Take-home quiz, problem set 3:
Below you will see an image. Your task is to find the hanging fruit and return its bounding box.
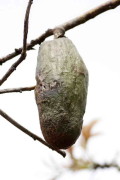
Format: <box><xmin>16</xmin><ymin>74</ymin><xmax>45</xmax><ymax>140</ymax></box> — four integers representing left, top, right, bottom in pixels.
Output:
<box><xmin>35</xmin><ymin>28</ymin><xmax>88</xmax><ymax>149</ymax></box>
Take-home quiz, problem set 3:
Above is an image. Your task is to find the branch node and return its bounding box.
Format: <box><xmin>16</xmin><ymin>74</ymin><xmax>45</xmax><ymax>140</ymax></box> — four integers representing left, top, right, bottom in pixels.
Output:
<box><xmin>15</xmin><ymin>48</ymin><xmax>20</xmax><ymax>53</ymax></box>
<box><xmin>53</xmin><ymin>27</ymin><xmax>65</xmax><ymax>39</ymax></box>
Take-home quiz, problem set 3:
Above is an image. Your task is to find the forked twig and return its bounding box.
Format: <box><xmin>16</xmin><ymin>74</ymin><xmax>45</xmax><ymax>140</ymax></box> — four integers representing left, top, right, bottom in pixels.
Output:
<box><xmin>0</xmin><ymin>0</ymin><xmax>66</xmax><ymax>158</ymax></box>
<box><xmin>0</xmin><ymin>0</ymin><xmax>33</xmax><ymax>86</ymax></box>
<box><xmin>0</xmin><ymin>0</ymin><xmax>120</xmax><ymax>65</ymax></box>
<box><xmin>0</xmin><ymin>109</ymin><xmax>66</xmax><ymax>158</ymax></box>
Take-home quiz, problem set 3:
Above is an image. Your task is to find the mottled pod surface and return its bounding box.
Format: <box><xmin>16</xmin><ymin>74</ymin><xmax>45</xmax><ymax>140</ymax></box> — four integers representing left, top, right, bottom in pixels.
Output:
<box><xmin>35</xmin><ymin>37</ymin><xmax>88</xmax><ymax>149</ymax></box>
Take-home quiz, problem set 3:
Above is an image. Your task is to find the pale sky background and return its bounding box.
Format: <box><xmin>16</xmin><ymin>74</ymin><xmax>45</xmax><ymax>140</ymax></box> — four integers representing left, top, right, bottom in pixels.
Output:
<box><xmin>0</xmin><ymin>0</ymin><xmax>120</xmax><ymax>180</ymax></box>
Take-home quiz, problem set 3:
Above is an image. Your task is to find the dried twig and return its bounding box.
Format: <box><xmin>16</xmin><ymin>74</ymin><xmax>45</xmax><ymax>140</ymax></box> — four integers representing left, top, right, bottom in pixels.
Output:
<box><xmin>0</xmin><ymin>0</ymin><xmax>33</xmax><ymax>86</ymax></box>
<box><xmin>0</xmin><ymin>109</ymin><xmax>66</xmax><ymax>158</ymax></box>
<box><xmin>93</xmin><ymin>163</ymin><xmax>120</xmax><ymax>171</ymax></box>
<box><xmin>0</xmin><ymin>0</ymin><xmax>120</xmax><ymax>65</ymax></box>
<box><xmin>23</xmin><ymin>0</ymin><xmax>33</xmax><ymax>52</ymax></box>
<box><xmin>0</xmin><ymin>86</ymin><xmax>35</xmax><ymax>94</ymax></box>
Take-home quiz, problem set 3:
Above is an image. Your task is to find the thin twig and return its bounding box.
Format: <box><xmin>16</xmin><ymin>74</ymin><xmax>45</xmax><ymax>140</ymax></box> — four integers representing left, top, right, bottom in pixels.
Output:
<box><xmin>93</xmin><ymin>163</ymin><xmax>120</xmax><ymax>171</ymax></box>
<box><xmin>0</xmin><ymin>0</ymin><xmax>120</xmax><ymax>64</ymax></box>
<box><xmin>0</xmin><ymin>86</ymin><xmax>35</xmax><ymax>94</ymax></box>
<box><xmin>0</xmin><ymin>109</ymin><xmax>66</xmax><ymax>158</ymax></box>
<box><xmin>23</xmin><ymin>0</ymin><xmax>33</xmax><ymax>52</ymax></box>
<box><xmin>0</xmin><ymin>0</ymin><xmax>33</xmax><ymax>86</ymax></box>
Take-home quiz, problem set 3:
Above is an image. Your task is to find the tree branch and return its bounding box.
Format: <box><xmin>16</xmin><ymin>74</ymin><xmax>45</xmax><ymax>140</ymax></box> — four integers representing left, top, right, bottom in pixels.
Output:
<box><xmin>0</xmin><ymin>86</ymin><xmax>35</xmax><ymax>94</ymax></box>
<box><xmin>0</xmin><ymin>0</ymin><xmax>120</xmax><ymax>65</ymax></box>
<box><xmin>0</xmin><ymin>0</ymin><xmax>33</xmax><ymax>86</ymax></box>
<box><xmin>0</xmin><ymin>109</ymin><xmax>66</xmax><ymax>158</ymax></box>
<box><xmin>61</xmin><ymin>0</ymin><xmax>120</xmax><ymax>31</ymax></box>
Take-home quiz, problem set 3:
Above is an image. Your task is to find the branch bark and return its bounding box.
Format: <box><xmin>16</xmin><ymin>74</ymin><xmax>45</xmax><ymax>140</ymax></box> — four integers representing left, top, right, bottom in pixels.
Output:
<box><xmin>0</xmin><ymin>86</ymin><xmax>35</xmax><ymax>94</ymax></box>
<box><xmin>0</xmin><ymin>0</ymin><xmax>33</xmax><ymax>86</ymax></box>
<box><xmin>0</xmin><ymin>0</ymin><xmax>120</xmax><ymax>65</ymax></box>
<box><xmin>0</xmin><ymin>109</ymin><xmax>66</xmax><ymax>158</ymax></box>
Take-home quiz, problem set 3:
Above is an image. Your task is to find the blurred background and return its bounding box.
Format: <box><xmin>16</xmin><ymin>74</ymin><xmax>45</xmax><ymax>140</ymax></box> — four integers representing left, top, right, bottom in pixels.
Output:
<box><xmin>0</xmin><ymin>0</ymin><xmax>120</xmax><ymax>179</ymax></box>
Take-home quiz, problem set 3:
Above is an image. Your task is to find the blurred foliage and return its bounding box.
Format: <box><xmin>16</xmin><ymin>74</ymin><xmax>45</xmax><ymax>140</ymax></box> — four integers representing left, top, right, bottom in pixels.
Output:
<box><xmin>80</xmin><ymin>119</ymin><xmax>100</xmax><ymax>149</ymax></box>
<box><xmin>67</xmin><ymin>120</ymin><xmax>100</xmax><ymax>171</ymax></box>
<box><xmin>49</xmin><ymin>120</ymin><xmax>120</xmax><ymax>180</ymax></box>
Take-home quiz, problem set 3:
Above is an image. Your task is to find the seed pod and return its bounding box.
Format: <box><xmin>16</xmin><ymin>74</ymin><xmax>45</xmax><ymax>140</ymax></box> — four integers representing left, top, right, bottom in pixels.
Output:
<box><xmin>35</xmin><ymin>37</ymin><xmax>88</xmax><ymax>149</ymax></box>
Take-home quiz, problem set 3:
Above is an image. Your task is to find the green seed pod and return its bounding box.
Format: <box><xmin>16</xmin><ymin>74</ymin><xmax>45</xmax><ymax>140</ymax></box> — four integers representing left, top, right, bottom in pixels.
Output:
<box><xmin>35</xmin><ymin>37</ymin><xmax>88</xmax><ymax>149</ymax></box>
